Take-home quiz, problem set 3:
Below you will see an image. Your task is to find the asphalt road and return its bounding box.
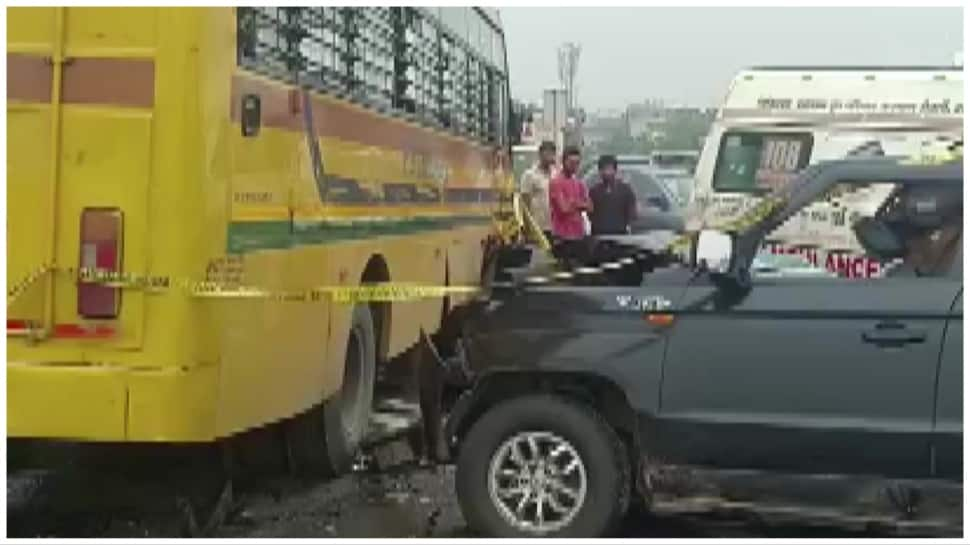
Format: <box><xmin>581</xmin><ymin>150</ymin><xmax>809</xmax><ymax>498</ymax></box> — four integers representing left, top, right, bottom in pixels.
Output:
<box><xmin>8</xmin><ymin>439</ymin><xmax>914</xmax><ymax>539</ymax></box>
<box><xmin>214</xmin><ymin>464</ymin><xmax>892</xmax><ymax>539</ymax></box>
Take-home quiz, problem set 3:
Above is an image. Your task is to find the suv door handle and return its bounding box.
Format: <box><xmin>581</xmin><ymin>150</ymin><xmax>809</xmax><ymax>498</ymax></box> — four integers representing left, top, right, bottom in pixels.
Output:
<box><xmin>862</xmin><ymin>322</ymin><xmax>927</xmax><ymax>347</ymax></box>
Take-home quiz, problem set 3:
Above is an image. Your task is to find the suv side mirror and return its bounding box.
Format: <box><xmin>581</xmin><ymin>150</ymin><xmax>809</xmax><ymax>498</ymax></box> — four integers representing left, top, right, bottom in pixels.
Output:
<box><xmin>695</xmin><ymin>230</ymin><xmax>734</xmax><ymax>274</ymax></box>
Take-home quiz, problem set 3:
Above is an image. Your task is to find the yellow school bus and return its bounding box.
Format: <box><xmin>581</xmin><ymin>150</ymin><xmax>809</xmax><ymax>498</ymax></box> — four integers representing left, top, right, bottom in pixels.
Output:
<box><xmin>8</xmin><ymin>6</ymin><xmax>511</xmax><ymax>473</ymax></box>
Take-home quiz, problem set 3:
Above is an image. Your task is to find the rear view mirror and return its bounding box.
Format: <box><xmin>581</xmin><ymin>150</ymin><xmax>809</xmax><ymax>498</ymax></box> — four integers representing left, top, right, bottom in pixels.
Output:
<box><xmin>695</xmin><ymin>230</ymin><xmax>734</xmax><ymax>274</ymax></box>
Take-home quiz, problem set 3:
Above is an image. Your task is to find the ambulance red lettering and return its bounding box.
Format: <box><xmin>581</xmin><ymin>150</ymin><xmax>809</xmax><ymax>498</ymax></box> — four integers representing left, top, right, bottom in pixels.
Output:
<box><xmin>799</xmin><ymin>248</ymin><xmax>819</xmax><ymax>267</ymax></box>
<box><xmin>866</xmin><ymin>259</ymin><xmax>879</xmax><ymax>278</ymax></box>
<box><xmin>825</xmin><ymin>253</ymin><xmax>849</xmax><ymax>277</ymax></box>
<box><xmin>850</xmin><ymin>257</ymin><xmax>865</xmax><ymax>278</ymax></box>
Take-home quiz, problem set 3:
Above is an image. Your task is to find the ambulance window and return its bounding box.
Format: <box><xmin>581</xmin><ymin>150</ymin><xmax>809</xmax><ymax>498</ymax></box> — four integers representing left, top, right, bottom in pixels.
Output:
<box><xmin>713</xmin><ymin>131</ymin><xmax>813</xmax><ymax>193</ymax></box>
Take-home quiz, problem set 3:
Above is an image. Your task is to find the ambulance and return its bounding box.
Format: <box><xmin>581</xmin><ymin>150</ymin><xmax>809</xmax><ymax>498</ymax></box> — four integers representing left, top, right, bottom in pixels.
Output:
<box><xmin>688</xmin><ymin>66</ymin><xmax>963</xmax><ymax>278</ymax></box>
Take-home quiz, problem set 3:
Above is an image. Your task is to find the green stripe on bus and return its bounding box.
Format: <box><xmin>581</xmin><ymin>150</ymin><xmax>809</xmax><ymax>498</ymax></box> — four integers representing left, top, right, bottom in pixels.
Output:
<box><xmin>227</xmin><ymin>215</ymin><xmax>492</xmax><ymax>254</ymax></box>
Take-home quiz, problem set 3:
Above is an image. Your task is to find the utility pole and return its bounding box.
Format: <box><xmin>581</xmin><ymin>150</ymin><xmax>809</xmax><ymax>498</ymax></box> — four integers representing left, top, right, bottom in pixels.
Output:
<box><xmin>557</xmin><ymin>42</ymin><xmax>581</xmax><ymax>114</ymax></box>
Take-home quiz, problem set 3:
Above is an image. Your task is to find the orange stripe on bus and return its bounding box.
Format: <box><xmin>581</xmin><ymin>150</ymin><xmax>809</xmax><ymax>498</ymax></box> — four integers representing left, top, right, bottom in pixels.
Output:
<box><xmin>62</xmin><ymin>57</ymin><xmax>155</xmax><ymax>108</ymax></box>
<box><xmin>7</xmin><ymin>54</ymin><xmax>155</xmax><ymax>108</ymax></box>
<box><xmin>230</xmin><ymin>72</ymin><xmax>493</xmax><ymax>168</ymax></box>
<box><xmin>7</xmin><ymin>53</ymin><xmax>52</xmax><ymax>103</ymax></box>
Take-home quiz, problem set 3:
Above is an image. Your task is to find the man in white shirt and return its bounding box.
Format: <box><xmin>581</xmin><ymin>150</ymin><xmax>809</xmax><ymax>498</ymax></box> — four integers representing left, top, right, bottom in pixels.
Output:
<box><xmin>519</xmin><ymin>140</ymin><xmax>558</xmax><ymax>243</ymax></box>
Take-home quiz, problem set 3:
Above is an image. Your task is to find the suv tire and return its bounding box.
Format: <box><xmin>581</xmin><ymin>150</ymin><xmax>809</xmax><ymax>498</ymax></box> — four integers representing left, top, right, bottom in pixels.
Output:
<box><xmin>456</xmin><ymin>394</ymin><xmax>630</xmax><ymax>537</ymax></box>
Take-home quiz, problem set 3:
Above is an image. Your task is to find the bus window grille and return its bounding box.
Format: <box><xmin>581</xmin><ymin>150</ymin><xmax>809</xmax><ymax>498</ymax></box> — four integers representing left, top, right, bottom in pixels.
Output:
<box><xmin>321</xmin><ymin>8</ymin><xmax>345</xmax><ymax>91</ymax></box>
<box><xmin>465</xmin><ymin>57</ymin><xmax>477</xmax><ymax>138</ymax></box>
<box><xmin>453</xmin><ymin>47</ymin><xmax>467</xmax><ymax>136</ymax></box>
<box><xmin>281</xmin><ymin>8</ymin><xmax>308</xmax><ymax>76</ymax></box>
<box><xmin>417</xmin><ymin>12</ymin><xmax>439</xmax><ymax>126</ymax></box>
<box><xmin>356</xmin><ymin>7</ymin><xmax>392</xmax><ymax>110</ymax></box>
<box><xmin>236</xmin><ymin>7</ymin><xmax>506</xmax><ymax>143</ymax></box>
<box><xmin>485</xmin><ymin>69</ymin><xmax>497</xmax><ymax>144</ymax></box>
<box><xmin>437</xmin><ymin>35</ymin><xmax>453</xmax><ymax>130</ymax></box>
<box><xmin>237</xmin><ymin>7</ymin><xmax>258</xmax><ymax>65</ymax></box>
<box><xmin>391</xmin><ymin>7</ymin><xmax>410</xmax><ymax>114</ymax></box>
<box><xmin>341</xmin><ymin>8</ymin><xmax>361</xmax><ymax>97</ymax></box>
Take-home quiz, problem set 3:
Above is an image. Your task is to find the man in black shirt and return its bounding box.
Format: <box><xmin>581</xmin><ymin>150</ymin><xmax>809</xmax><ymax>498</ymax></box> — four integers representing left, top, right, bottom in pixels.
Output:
<box><xmin>589</xmin><ymin>154</ymin><xmax>638</xmax><ymax>235</ymax></box>
<box><xmin>856</xmin><ymin>184</ymin><xmax>962</xmax><ymax>278</ymax></box>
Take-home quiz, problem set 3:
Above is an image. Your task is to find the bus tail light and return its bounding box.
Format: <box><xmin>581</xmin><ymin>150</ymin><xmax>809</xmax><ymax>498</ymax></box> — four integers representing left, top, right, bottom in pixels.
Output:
<box><xmin>7</xmin><ymin>319</ymin><xmax>32</xmax><ymax>336</ymax></box>
<box><xmin>53</xmin><ymin>323</ymin><xmax>116</xmax><ymax>339</ymax></box>
<box><xmin>78</xmin><ymin>208</ymin><xmax>123</xmax><ymax>319</ymax></box>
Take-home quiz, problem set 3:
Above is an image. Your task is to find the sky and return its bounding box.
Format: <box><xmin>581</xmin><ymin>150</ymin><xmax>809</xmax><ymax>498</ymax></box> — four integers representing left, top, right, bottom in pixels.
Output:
<box><xmin>501</xmin><ymin>7</ymin><xmax>963</xmax><ymax>111</ymax></box>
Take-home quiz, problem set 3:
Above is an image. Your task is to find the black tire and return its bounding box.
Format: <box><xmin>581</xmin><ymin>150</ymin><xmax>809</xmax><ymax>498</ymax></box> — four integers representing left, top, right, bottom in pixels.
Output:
<box><xmin>285</xmin><ymin>304</ymin><xmax>376</xmax><ymax>477</ymax></box>
<box><xmin>456</xmin><ymin>395</ymin><xmax>630</xmax><ymax>537</ymax></box>
<box><xmin>324</xmin><ymin>303</ymin><xmax>377</xmax><ymax>471</ymax></box>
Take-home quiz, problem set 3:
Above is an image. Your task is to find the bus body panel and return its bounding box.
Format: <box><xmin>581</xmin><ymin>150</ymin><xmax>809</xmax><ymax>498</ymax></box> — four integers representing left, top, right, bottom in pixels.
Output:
<box><xmin>8</xmin><ymin>7</ymin><xmax>159</xmax><ymax>353</ymax></box>
<box><xmin>8</xmin><ymin>7</ymin><xmax>234</xmax><ymax>441</ymax></box>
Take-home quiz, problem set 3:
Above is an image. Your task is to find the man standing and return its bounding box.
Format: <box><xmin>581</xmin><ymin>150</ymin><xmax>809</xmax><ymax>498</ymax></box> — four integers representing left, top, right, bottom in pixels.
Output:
<box><xmin>589</xmin><ymin>154</ymin><xmax>638</xmax><ymax>235</ymax></box>
<box><xmin>520</xmin><ymin>140</ymin><xmax>557</xmax><ymax>243</ymax></box>
<box><xmin>549</xmin><ymin>146</ymin><xmax>592</xmax><ymax>265</ymax></box>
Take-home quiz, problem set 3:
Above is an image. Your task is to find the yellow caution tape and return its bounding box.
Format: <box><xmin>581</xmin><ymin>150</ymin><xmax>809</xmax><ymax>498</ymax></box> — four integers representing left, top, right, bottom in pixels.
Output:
<box><xmin>900</xmin><ymin>144</ymin><xmax>963</xmax><ymax>165</ymax></box>
<box><xmin>319</xmin><ymin>284</ymin><xmax>480</xmax><ymax>304</ymax></box>
<box><xmin>7</xmin><ymin>265</ymin><xmax>481</xmax><ymax>307</ymax></box>
<box><xmin>77</xmin><ymin>267</ymin><xmax>172</xmax><ymax>291</ymax></box>
<box><xmin>660</xmin><ymin>194</ymin><xmax>787</xmax><ymax>258</ymax></box>
<box><xmin>8</xmin><ymin>191</ymin><xmax>523</xmax><ymax>308</ymax></box>
<box><xmin>519</xmin><ymin>198</ymin><xmax>553</xmax><ymax>255</ymax></box>
<box><xmin>7</xmin><ymin>264</ymin><xmax>54</xmax><ymax>307</ymax></box>
<box><xmin>13</xmin><ymin>151</ymin><xmax>941</xmax><ymax>308</ymax></box>
<box><xmin>492</xmin><ymin>176</ymin><xmax>523</xmax><ymax>246</ymax></box>
<box><xmin>1</xmin><ymin>190</ymin><xmax>790</xmax><ymax>308</ymax></box>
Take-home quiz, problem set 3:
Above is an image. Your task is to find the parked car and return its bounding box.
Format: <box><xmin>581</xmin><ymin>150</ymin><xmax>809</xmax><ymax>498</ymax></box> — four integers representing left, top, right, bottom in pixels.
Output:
<box><xmin>446</xmin><ymin>158</ymin><xmax>963</xmax><ymax>537</ymax></box>
<box><xmin>651</xmin><ymin>169</ymin><xmax>695</xmax><ymax>208</ymax></box>
<box><xmin>650</xmin><ymin>149</ymin><xmax>699</xmax><ymax>175</ymax></box>
<box><xmin>583</xmin><ymin>162</ymin><xmax>687</xmax><ymax>233</ymax></box>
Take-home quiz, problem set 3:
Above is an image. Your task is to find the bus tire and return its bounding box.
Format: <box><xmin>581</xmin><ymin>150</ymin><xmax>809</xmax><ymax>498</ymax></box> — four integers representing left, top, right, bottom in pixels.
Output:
<box><xmin>321</xmin><ymin>303</ymin><xmax>377</xmax><ymax>474</ymax></box>
<box><xmin>283</xmin><ymin>304</ymin><xmax>376</xmax><ymax>477</ymax></box>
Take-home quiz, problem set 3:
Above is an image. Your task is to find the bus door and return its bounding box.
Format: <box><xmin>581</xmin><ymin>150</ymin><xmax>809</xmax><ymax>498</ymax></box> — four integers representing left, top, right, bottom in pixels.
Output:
<box><xmin>8</xmin><ymin>7</ymin><xmax>155</xmax><ymax>348</ymax></box>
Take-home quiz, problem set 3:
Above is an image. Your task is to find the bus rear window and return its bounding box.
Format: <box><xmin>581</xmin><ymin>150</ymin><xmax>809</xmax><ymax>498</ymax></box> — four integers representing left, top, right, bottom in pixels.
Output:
<box><xmin>712</xmin><ymin>132</ymin><xmax>813</xmax><ymax>193</ymax></box>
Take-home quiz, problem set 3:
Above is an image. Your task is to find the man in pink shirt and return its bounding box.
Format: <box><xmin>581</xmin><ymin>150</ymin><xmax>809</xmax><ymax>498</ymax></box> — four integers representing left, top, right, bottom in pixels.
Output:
<box><xmin>548</xmin><ymin>146</ymin><xmax>593</xmax><ymax>266</ymax></box>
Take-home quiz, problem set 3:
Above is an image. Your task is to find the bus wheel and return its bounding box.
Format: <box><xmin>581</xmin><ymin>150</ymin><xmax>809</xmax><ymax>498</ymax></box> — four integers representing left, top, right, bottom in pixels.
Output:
<box><xmin>322</xmin><ymin>303</ymin><xmax>377</xmax><ymax>473</ymax></box>
<box><xmin>285</xmin><ymin>304</ymin><xmax>376</xmax><ymax>477</ymax></box>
